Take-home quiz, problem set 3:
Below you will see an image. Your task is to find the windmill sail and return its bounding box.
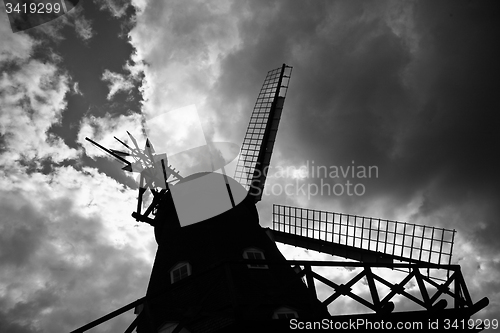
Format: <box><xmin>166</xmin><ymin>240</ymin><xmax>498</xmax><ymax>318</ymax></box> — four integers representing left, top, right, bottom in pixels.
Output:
<box><xmin>234</xmin><ymin>64</ymin><xmax>293</xmax><ymax>202</ymax></box>
<box><xmin>272</xmin><ymin>204</ymin><xmax>456</xmax><ymax>266</ymax></box>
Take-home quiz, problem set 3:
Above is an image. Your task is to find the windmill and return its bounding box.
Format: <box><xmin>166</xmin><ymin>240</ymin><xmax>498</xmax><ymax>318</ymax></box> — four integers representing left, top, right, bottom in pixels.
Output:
<box><xmin>73</xmin><ymin>64</ymin><xmax>489</xmax><ymax>333</ymax></box>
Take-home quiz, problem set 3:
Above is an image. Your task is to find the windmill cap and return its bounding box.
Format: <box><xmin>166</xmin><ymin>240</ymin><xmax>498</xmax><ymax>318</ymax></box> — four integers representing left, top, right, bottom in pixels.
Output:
<box><xmin>168</xmin><ymin>171</ymin><xmax>248</xmax><ymax>227</ymax></box>
<box><xmin>164</xmin><ymin>141</ymin><xmax>240</xmax><ymax>177</ymax></box>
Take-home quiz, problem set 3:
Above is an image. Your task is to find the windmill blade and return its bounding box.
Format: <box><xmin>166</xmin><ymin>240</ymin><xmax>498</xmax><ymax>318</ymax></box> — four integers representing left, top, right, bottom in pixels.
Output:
<box><xmin>114</xmin><ymin>136</ymin><xmax>134</xmax><ymax>151</ymax></box>
<box><xmin>124</xmin><ymin>131</ymin><xmax>152</xmax><ymax>162</ymax></box>
<box><xmin>85</xmin><ymin>137</ymin><xmax>131</xmax><ymax>167</ymax></box>
<box><xmin>110</xmin><ymin>149</ymin><xmax>130</xmax><ymax>156</ymax></box>
<box><xmin>146</xmin><ymin>138</ymin><xmax>156</xmax><ymax>154</ymax></box>
<box><xmin>144</xmin><ymin>138</ymin><xmax>156</xmax><ymax>165</ymax></box>
<box><xmin>126</xmin><ymin>131</ymin><xmax>140</xmax><ymax>150</ymax></box>
<box><xmin>234</xmin><ymin>64</ymin><xmax>293</xmax><ymax>203</ymax></box>
<box><xmin>115</xmin><ymin>133</ymin><xmax>150</xmax><ymax>165</ymax></box>
<box><xmin>271</xmin><ymin>204</ymin><xmax>457</xmax><ymax>267</ymax></box>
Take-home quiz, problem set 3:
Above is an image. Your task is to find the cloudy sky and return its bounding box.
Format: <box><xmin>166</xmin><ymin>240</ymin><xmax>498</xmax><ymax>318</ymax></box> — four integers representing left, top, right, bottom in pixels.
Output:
<box><xmin>1</xmin><ymin>0</ymin><xmax>499</xmax><ymax>331</ymax></box>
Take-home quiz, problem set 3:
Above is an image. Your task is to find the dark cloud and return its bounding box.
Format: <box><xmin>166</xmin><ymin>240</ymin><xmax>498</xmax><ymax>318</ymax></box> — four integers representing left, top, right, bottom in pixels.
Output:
<box><xmin>381</xmin><ymin>1</ymin><xmax>500</xmax><ymax>250</ymax></box>
<box><xmin>203</xmin><ymin>0</ymin><xmax>500</xmax><ymax>319</ymax></box>
<box><xmin>0</xmin><ymin>198</ymin><xmax>48</xmax><ymax>267</ymax></box>
<box><xmin>0</xmin><ymin>287</ymin><xmax>59</xmax><ymax>332</ymax></box>
<box><xmin>220</xmin><ymin>0</ymin><xmax>500</xmax><ymax>230</ymax></box>
<box><xmin>44</xmin><ymin>0</ymin><xmax>142</xmax><ymax>149</ymax></box>
<box><xmin>208</xmin><ymin>1</ymin><xmax>333</xmax><ymax>138</ymax></box>
<box><xmin>0</xmin><ymin>311</ymin><xmax>42</xmax><ymax>333</ymax></box>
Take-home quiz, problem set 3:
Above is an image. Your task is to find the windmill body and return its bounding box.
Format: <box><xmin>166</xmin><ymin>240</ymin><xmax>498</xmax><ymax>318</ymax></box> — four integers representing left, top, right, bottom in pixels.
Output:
<box><xmin>137</xmin><ymin>173</ymin><xmax>328</xmax><ymax>332</ymax></box>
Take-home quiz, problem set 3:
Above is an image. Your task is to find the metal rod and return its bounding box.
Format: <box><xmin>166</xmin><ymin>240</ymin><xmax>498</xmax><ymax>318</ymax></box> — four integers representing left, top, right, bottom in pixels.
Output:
<box><xmin>114</xmin><ymin>135</ymin><xmax>134</xmax><ymax>152</ymax></box>
<box><xmin>368</xmin><ymin>217</ymin><xmax>372</xmax><ymax>251</ymax></box>
<box><xmin>346</xmin><ymin>215</ymin><xmax>350</xmax><ymax>246</ymax></box>
<box><xmin>85</xmin><ymin>137</ymin><xmax>131</xmax><ymax>166</ymax></box>
<box><xmin>438</xmin><ymin>228</ymin><xmax>445</xmax><ymax>265</ymax></box>
<box><xmin>384</xmin><ymin>220</ymin><xmax>388</xmax><ymax>254</ymax></box>
<box><xmin>401</xmin><ymin>223</ymin><xmax>406</xmax><ymax>257</ymax></box>
<box><xmin>70</xmin><ymin>298</ymin><xmax>145</xmax><ymax>333</ymax></box>
<box><xmin>354</xmin><ymin>215</ymin><xmax>358</xmax><ymax>248</ymax></box>
<box><xmin>419</xmin><ymin>226</ymin><xmax>425</xmax><ymax>261</ymax></box>
<box><xmin>410</xmin><ymin>225</ymin><xmax>416</xmax><ymax>261</ymax></box>
<box><xmin>123</xmin><ymin>313</ymin><xmax>141</xmax><ymax>333</ymax></box>
<box><xmin>429</xmin><ymin>227</ymin><xmax>435</xmax><ymax>263</ymax></box>
<box><xmin>393</xmin><ymin>222</ymin><xmax>397</xmax><ymax>256</ymax></box>
<box><xmin>377</xmin><ymin>219</ymin><xmax>381</xmax><ymax>253</ymax></box>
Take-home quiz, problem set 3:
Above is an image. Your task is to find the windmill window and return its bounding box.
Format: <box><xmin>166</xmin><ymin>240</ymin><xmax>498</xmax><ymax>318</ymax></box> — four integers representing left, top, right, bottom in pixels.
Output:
<box><xmin>272</xmin><ymin>307</ymin><xmax>298</xmax><ymax>319</ymax></box>
<box><xmin>170</xmin><ymin>262</ymin><xmax>191</xmax><ymax>284</ymax></box>
<box><xmin>243</xmin><ymin>248</ymin><xmax>268</xmax><ymax>269</ymax></box>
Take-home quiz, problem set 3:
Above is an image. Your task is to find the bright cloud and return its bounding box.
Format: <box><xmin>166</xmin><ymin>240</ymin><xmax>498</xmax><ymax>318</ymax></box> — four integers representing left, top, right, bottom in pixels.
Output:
<box><xmin>78</xmin><ymin>112</ymin><xmax>145</xmax><ymax>158</ymax></box>
<box><xmin>128</xmin><ymin>0</ymin><xmax>240</xmax><ymax>136</ymax></box>
<box><xmin>0</xmin><ymin>59</ymin><xmax>80</xmax><ymax>168</ymax></box>
<box><xmin>74</xmin><ymin>14</ymin><xmax>94</xmax><ymax>41</ymax></box>
<box><xmin>101</xmin><ymin>69</ymin><xmax>136</xmax><ymax>100</ymax></box>
<box><xmin>0</xmin><ymin>11</ymin><xmax>35</xmax><ymax>63</ymax></box>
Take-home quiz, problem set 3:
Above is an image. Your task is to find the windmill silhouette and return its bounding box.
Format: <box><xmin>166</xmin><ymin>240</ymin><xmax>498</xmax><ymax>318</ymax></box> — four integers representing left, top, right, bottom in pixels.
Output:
<box><xmin>74</xmin><ymin>64</ymin><xmax>489</xmax><ymax>332</ymax></box>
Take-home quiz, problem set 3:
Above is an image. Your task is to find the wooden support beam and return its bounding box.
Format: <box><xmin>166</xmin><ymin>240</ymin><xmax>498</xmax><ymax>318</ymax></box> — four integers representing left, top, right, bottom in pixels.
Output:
<box><xmin>70</xmin><ymin>298</ymin><xmax>145</xmax><ymax>333</ymax></box>
<box><xmin>316</xmin><ymin>268</ymin><xmax>376</xmax><ymax>311</ymax></box>
<box><xmin>455</xmin><ymin>268</ymin><xmax>473</xmax><ymax>307</ymax></box>
<box><xmin>375</xmin><ymin>269</ymin><xmax>424</xmax><ymax>308</ymax></box>
<box><xmin>365</xmin><ymin>267</ymin><xmax>381</xmax><ymax>310</ymax></box>
<box><xmin>414</xmin><ymin>268</ymin><xmax>431</xmax><ymax>308</ymax></box>
<box><xmin>304</xmin><ymin>265</ymin><xmax>317</xmax><ymax>300</ymax></box>
<box><xmin>123</xmin><ymin>313</ymin><xmax>141</xmax><ymax>333</ymax></box>
<box><xmin>429</xmin><ymin>271</ymin><xmax>457</xmax><ymax>304</ymax></box>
